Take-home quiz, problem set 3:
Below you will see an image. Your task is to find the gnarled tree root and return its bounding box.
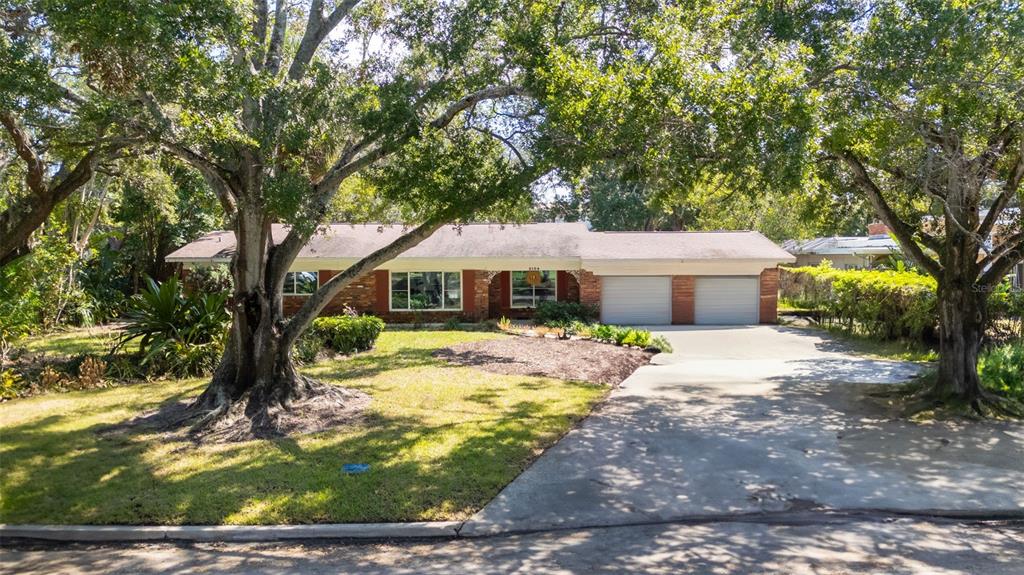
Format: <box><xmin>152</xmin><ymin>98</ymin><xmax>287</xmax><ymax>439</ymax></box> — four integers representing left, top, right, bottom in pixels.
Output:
<box><xmin>869</xmin><ymin>377</ymin><xmax>1024</xmax><ymax>420</ymax></box>
<box><xmin>108</xmin><ymin>377</ymin><xmax>371</xmax><ymax>444</ymax></box>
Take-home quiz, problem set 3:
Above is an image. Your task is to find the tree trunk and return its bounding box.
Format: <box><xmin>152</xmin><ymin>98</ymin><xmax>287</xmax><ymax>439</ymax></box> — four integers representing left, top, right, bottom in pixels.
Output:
<box><xmin>186</xmin><ymin>203</ymin><xmax>325</xmax><ymax>438</ymax></box>
<box><xmin>933</xmin><ymin>276</ymin><xmax>986</xmax><ymax>404</ymax></box>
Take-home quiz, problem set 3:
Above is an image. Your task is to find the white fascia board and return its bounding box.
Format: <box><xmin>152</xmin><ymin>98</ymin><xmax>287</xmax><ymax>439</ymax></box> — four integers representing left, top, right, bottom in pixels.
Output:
<box><xmin>582</xmin><ymin>258</ymin><xmax>792</xmax><ymax>276</ymax></box>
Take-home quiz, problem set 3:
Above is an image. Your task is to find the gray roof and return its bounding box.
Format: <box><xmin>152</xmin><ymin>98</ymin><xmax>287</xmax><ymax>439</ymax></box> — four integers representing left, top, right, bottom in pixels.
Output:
<box><xmin>782</xmin><ymin>235</ymin><xmax>901</xmax><ymax>256</ymax></box>
<box><xmin>582</xmin><ymin>231</ymin><xmax>795</xmax><ymax>260</ymax></box>
<box><xmin>167</xmin><ymin>222</ymin><xmax>794</xmax><ymax>264</ymax></box>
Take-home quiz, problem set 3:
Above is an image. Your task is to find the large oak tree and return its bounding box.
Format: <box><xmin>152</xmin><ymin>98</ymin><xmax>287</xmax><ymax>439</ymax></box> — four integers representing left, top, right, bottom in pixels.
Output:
<box><xmin>791</xmin><ymin>0</ymin><xmax>1023</xmax><ymax>410</ymax></box>
<box><xmin>12</xmin><ymin>0</ymin><xmax>776</xmax><ymax>437</ymax></box>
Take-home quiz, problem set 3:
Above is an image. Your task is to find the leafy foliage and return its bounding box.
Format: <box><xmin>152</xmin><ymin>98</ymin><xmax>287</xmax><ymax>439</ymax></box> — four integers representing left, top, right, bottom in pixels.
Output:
<box><xmin>310</xmin><ymin>315</ymin><xmax>386</xmax><ymax>355</ymax></box>
<box><xmin>534</xmin><ymin>301</ymin><xmax>599</xmax><ymax>327</ymax></box>
<box><xmin>780</xmin><ymin>264</ymin><xmax>938</xmax><ymax>341</ymax></box>
<box><xmin>117</xmin><ymin>277</ymin><xmax>230</xmax><ymax>377</ymax></box>
<box><xmin>979</xmin><ymin>342</ymin><xmax>1024</xmax><ymax>400</ymax></box>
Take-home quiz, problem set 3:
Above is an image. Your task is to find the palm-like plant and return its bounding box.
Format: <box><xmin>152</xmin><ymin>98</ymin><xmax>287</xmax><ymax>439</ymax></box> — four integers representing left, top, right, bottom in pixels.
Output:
<box><xmin>116</xmin><ymin>277</ymin><xmax>230</xmax><ymax>376</ymax></box>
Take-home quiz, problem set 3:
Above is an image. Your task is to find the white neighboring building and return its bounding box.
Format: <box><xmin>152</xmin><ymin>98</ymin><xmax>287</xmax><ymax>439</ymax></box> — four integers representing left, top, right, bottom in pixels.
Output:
<box><xmin>782</xmin><ymin>223</ymin><xmax>901</xmax><ymax>270</ymax></box>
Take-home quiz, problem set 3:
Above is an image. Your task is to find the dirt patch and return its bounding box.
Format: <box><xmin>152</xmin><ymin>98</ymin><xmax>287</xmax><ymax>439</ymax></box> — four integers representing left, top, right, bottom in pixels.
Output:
<box><xmin>100</xmin><ymin>381</ymin><xmax>371</xmax><ymax>444</ymax></box>
<box><xmin>434</xmin><ymin>336</ymin><xmax>652</xmax><ymax>385</ymax></box>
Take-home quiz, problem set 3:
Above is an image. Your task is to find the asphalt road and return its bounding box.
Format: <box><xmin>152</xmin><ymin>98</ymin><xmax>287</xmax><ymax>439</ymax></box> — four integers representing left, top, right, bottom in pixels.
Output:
<box><xmin>3</xmin><ymin>517</ymin><xmax>1022</xmax><ymax>574</ymax></box>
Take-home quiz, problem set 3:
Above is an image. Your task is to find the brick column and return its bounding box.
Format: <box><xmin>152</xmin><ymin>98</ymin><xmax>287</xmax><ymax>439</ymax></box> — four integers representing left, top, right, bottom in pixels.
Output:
<box><xmin>460</xmin><ymin>270</ymin><xmax>490</xmax><ymax>320</ymax></box>
<box><xmin>374</xmin><ymin>270</ymin><xmax>389</xmax><ymax>316</ymax></box>
<box><xmin>671</xmin><ymin>275</ymin><xmax>695</xmax><ymax>325</ymax></box>
<box><xmin>473</xmin><ymin>271</ymin><xmax>490</xmax><ymax>320</ymax></box>
<box><xmin>578</xmin><ymin>270</ymin><xmax>601</xmax><ymax>310</ymax></box>
<box><xmin>759</xmin><ymin>267</ymin><xmax>780</xmax><ymax>324</ymax></box>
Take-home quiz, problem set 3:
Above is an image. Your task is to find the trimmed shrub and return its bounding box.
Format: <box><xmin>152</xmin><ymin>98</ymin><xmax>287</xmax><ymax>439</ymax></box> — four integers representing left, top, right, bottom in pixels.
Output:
<box><xmin>310</xmin><ymin>315</ymin><xmax>385</xmax><ymax>355</ymax></box>
<box><xmin>535</xmin><ymin>301</ymin><xmax>599</xmax><ymax>327</ymax></box>
<box><xmin>781</xmin><ymin>262</ymin><xmax>1024</xmax><ymax>342</ymax></box>
<box><xmin>779</xmin><ymin>263</ymin><xmax>938</xmax><ymax>341</ymax></box>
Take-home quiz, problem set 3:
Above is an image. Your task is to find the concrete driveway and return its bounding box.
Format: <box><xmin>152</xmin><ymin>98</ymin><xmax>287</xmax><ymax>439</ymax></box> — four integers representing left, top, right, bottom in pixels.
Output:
<box><xmin>462</xmin><ymin>326</ymin><xmax>1024</xmax><ymax>536</ymax></box>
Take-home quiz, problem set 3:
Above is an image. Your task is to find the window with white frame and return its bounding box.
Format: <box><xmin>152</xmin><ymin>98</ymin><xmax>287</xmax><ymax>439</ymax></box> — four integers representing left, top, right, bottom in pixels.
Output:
<box><xmin>283</xmin><ymin>271</ymin><xmax>318</xmax><ymax>295</ymax></box>
<box><xmin>511</xmin><ymin>270</ymin><xmax>557</xmax><ymax>308</ymax></box>
<box><xmin>390</xmin><ymin>271</ymin><xmax>461</xmax><ymax>311</ymax></box>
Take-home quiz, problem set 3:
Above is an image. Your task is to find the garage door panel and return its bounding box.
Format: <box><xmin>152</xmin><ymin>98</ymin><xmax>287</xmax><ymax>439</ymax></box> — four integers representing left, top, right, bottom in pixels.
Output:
<box><xmin>601</xmin><ymin>276</ymin><xmax>672</xmax><ymax>325</ymax></box>
<box><xmin>694</xmin><ymin>277</ymin><xmax>758</xmax><ymax>325</ymax></box>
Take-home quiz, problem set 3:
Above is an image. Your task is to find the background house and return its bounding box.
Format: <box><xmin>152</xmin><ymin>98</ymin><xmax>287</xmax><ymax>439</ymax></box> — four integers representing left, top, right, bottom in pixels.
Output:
<box><xmin>781</xmin><ymin>223</ymin><xmax>901</xmax><ymax>269</ymax></box>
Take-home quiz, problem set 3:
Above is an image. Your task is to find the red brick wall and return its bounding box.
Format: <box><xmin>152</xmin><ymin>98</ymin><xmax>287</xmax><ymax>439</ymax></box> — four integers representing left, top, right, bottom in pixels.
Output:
<box><xmin>487</xmin><ymin>270</ymin><xmax>582</xmax><ymax>320</ymax></box>
<box><xmin>285</xmin><ymin>269</ymin><xmax>491</xmax><ymax>323</ymax></box>
<box><xmin>671</xmin><ymin>275</ymin><xmax>695</xmax><ymax>325</ymax></box>
<box><xmin>283</xmin><ymin>270</ymin><xmax>377</xmax><ymax>317</ymax></box>
<box><xmin>759</xmin><ymin>267</ymin><xmax>780</xmax><ymax>324</ymax></box>
<box><xmin>578</xmin><ymin>270</ymin><xmax>601</xmax><ymax>313</ymax></box>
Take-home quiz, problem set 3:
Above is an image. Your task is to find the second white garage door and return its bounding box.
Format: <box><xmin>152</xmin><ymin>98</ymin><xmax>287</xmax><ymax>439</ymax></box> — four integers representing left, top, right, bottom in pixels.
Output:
<box><xmin>694</xmin><ymin>277</ymin><xmax>759</xmax><ymax>325</ymax></box>
<box><xmin>601</xmin><ymin>276</ymin><xmax>672</xmax><ymax>325</ymax></box>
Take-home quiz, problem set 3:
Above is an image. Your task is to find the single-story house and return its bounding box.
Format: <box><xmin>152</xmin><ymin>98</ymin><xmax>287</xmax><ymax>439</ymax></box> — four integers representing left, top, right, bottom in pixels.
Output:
<box><xmin>782</xmin><ymin>223</ymin><xmax>901</xmax><ymax>270</ymax></box>
<box><xmin>167</xmin><ymin>222</ymin><xmax>796</xmax><ymax>325</ymax></box>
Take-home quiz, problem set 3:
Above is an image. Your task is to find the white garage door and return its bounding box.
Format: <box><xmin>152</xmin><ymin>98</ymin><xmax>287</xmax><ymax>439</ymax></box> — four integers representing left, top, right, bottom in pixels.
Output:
<box><xmin>694</xmin><ymin>277</ymin><xmax>759</xmax><ymax>325</ymax></box>
<box><xmin>601</xmin><ymin>276</ymin><xmax>672</xmax><ymax>325</ymax></box>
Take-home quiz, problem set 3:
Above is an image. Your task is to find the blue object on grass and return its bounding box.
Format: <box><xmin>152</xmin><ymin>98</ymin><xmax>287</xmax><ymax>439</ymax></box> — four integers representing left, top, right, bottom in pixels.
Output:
<box><xmin>342</xmin><ymin>463</ymin><xmax>371</xmax><ymax>474</ymax></box>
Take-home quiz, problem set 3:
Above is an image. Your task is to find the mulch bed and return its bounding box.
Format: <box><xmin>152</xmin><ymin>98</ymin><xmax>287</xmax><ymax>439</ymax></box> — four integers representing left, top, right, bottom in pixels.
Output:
<box><xmin>434</xmin><ymin>336</ymin><xmax>653</xmax><ymax>385</ymax></box>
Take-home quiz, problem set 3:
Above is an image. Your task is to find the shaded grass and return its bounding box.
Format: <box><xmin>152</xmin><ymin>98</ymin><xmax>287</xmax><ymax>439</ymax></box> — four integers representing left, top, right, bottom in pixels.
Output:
<box><xmin>0</xmin><ymin>330</ymin><xmax>608</xmax><ymax>525</ymax></box>
<box><xmin>21</xmin><ymin>325</ymin><xmax>135</xmax><ymax>357</ymax></box>
<box><xmin>786</xmin><ymin>324</ymin><xmax>938</xmax><ymax>363</ymax></box>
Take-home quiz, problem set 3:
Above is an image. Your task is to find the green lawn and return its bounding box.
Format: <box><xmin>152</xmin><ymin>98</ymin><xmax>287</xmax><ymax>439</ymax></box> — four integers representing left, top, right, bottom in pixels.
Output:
<box><xmin>21</xmin><ymin>325</ymin><xmax>135</xmax><ymax>356</ymax></box>
<box><xmin>0</xmin><ymin>330</ymin><xmax>607</xmax><ymax>525</ymax></box>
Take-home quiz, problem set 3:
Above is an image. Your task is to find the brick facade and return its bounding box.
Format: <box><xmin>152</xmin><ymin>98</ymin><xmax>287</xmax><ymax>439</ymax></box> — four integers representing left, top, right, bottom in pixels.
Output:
<box><xmin>671</xmin><ymin>275</ymin><xmax>695</xmax><ymax>325</ymax></box>
<box><xmin>578</xmin><ymin>270</ymin><xmax>601</xmax><ymax>311</ymax></box>
<box><xmin>285</xmin><ymin>269</ymin><xmax>492</xmax><ymax>323</ymax></box>
<box><xmin>488</xmin><ymin>270</ymin><xmax>582</xmax><ymax>320</ymax></box>
<box><xmin>759</xmin><ymin>267</ymin><xmax>780</xmax><ymax>324</ymax></box>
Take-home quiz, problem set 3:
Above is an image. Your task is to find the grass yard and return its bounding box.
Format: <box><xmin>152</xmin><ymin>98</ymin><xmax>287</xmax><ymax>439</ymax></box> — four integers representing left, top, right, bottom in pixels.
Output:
<box><xmin>21</xmin><ymin>324</ymin><xmax>132</xmax><ymax>356</ymax></box>
<box><xmin>0</xmin><ymin>330</ymin><xmax>607</xmax><ymax>525</ymax></box>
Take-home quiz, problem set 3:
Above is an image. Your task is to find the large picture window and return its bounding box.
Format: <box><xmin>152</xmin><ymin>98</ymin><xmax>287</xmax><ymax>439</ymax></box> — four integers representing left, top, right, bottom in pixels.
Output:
<box><xmin>511</xmin><ymin>270</ymin><xmax>557</xmax><ymax>308</ymax></box>
<box><xmin>390</xmin><ymin>271</ymin><xmax>462</xmax><ymax>311</ymax></box>
<box><xmin>283</xmin><ymin>271</ymin><xmax>318</xmax><ymax>295</ymax></box>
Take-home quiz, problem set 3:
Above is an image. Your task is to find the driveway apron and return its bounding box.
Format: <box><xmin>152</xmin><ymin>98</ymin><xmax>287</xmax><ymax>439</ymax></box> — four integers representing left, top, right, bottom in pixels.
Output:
<box><xmin>461</xmin><ymin>326</ymin><xmax>1024</xmax><ymax>536</ymax></box>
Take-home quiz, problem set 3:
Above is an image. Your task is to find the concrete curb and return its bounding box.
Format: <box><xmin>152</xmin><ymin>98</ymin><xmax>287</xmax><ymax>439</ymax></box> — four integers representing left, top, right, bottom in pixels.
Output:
<box><xmin>0</xmin><ymin>521</ymin><xmax>463</xmax><ymax>543</ymax></box>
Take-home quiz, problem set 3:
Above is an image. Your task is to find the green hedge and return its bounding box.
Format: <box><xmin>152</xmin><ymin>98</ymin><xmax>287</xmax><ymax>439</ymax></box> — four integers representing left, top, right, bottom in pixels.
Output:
<box><xmin>310</xmin><ymin>315</ymin><xmax>385</xmax><ymax>355</ymax></box>
<box><xmin>780</xmin><ymin>264</ymin><xmax>938</xmax><ymax>341</ymax></box>
<box><xmin>781</xmin><ymin>263</ymin><xmax>1024</xmax><ymax>342</ymax></box>
<box><xmin>534</xmin><ymin>301</ymin><xmax>599</xmax><ymax>326</ymax></box>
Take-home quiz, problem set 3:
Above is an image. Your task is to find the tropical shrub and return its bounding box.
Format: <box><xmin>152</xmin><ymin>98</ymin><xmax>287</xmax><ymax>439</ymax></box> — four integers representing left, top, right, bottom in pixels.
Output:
<box><xmin>117</xmin><ymin>277</ymin><xmax>230</xmax><ymax>377</ymax></box>
<box><xmin>310</xmin><ymin>315</ymin><xmax>386</xmax><ymax>355</ymax></box>
<box><xmin>535</xmin><ymin>301</ymin><xmax>599</xmax><ymax>327</ymax></box>
<box><xmin>978</xmin><ymin>342</ymin><xmax>1024</xmax><ymax>399</ymax></box>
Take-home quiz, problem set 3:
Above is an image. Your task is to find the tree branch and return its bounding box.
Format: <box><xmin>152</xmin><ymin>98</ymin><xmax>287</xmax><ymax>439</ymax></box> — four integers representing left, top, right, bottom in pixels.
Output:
<box><xmin>159</xmin><ymin>141</ymin><xmax>238</xmax><ymax>216</ymax></box>
<box><xmin>0</xmin><ymin>111</ymin><xmax>46</xmax><ymax>194</ymax></box>
<box><xmin>281</xmin><ymin>213</ymin><xmax>456</xmax><ymax>345</ymax></box>
<box><xmin>836</xmin><ymin>149</ymin><xmax>943</xmax><ymax>278</ymax></box>
<box><xmin>264</xmin><ymin>0</ymin><xmax>289</xmax><ymax>75</ymax></box>
<box><xmin>979</xmin><ymin>230</ymin><xmax>1024</xmax><ymax>288</ymax></box>
<box><xmin>287</xmin><ymin>0</ymin><xmax>362</xmax><ymax>81</ymax></box>
<box><xmin>980</xmin><ymin>137</ymin><xmax>1024</xmax><ymax>239</ymax></box>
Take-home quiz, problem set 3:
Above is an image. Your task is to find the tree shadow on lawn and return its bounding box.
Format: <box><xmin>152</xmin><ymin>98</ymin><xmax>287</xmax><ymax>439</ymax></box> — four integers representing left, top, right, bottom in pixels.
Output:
<box><xmin>0</xmin><ymin>377</ymin><xmax>599</xmax><ymax>525</ymax></box>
